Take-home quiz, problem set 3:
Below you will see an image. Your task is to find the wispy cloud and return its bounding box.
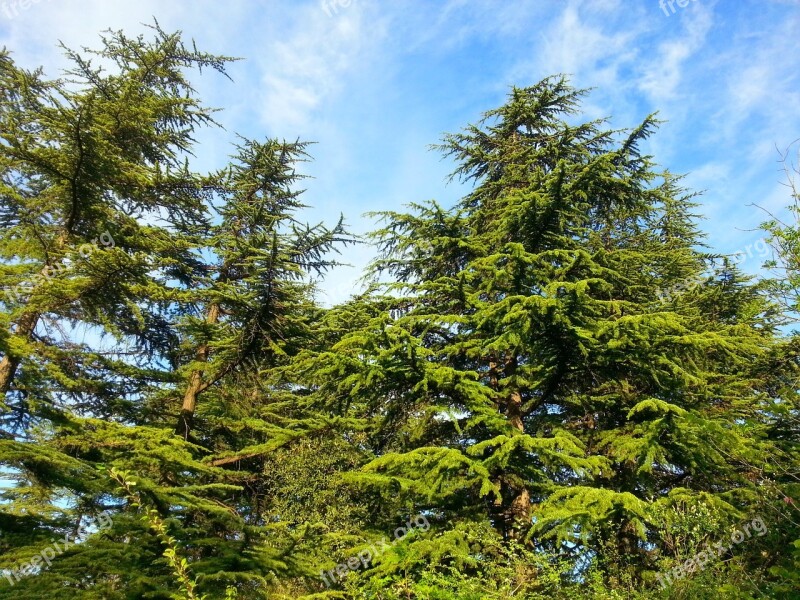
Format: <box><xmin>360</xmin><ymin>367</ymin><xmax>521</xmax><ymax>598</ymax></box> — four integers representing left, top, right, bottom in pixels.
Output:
<box><xmin>638</xmin><ymin>4</ymin><xmax>714</xmax><ymax>104</ymax></box>
<box><xmin>247</xmin><ymin>3</ymin><xmax>388</xmax><ymax>135</ymax></box>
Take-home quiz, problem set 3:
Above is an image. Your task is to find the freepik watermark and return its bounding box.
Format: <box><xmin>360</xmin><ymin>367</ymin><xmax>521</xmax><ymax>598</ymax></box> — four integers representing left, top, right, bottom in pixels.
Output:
<box><xmin>319</xmin><ymin>514</ymin><xmax>429</xmax><ymax>588</ymax></box>
<box><xmin>1</xmin><ymin>0</ymin><xmax>51</xmax><ymax>20</ymax></box>
<box><xmin>655</xmin><ymin>515</ymin><xmax>767</xmax><ymax>589</ymax></box>
<box><xmin>321</xmin><ymin>0</ymin><xmax>353</xmax><ymax>18</ymax></box>
<box><xmin>656</xmin><ymin>237</ymin><xmax>770</xmax><ymax>304</ymax></box>
<box><xmin>659</xmin><ymin>0</ymin><xmax>700</xmax><ymax>17</ymax></box>
<box><xmin>3</xmin><ymin>230</ymin><xmax>115</xmax><ymax>305</ymax></box>
<box><xmin>2</xmin><ymin>510</ymin><xmax>113</xmax><ymax>586</ymax></box>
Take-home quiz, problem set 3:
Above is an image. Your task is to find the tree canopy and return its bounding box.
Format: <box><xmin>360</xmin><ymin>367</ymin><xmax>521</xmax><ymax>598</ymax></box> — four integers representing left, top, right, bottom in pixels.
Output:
<box><xmin>0</xmin><ymin>26</ymin><xmax>798</xmax><ymax>600</ymax></box>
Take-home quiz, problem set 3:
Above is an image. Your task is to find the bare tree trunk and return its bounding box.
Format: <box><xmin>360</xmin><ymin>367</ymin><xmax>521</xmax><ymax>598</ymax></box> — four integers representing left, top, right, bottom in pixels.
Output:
<box><xmin>176</xmin><ymin>302</ymin><xmax>220</xmax><ymax>439</ymax></box>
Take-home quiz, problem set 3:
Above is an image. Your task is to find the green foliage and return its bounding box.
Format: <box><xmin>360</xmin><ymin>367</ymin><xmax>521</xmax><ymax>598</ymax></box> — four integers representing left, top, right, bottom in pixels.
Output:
<box><xmin>290</xmin><ymin>76</ymin><xmax>790</xmax><ymax>594</ymax></box>
<box><xmin>0</xmin><ymin>28</ymin><xmax>797</xmax><ymax>600</ymax></box>
<box><xmin>0</xmin><ymin>24</ymin><xmax>353</xmax><ymax>599</ymax></box>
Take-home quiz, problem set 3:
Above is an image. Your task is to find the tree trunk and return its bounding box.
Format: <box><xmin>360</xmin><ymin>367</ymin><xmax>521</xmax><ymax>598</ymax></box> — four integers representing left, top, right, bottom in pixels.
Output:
<box><xmin>0</xmin><ymin>237</ymin><xmax>68</xmax><ymax>398</ymax></box>
<box><xmin>176</xmin><ymin>302</ymin><xmax>220</xmax><ymax>439</ymax></box>
<box><xmin>505</xmin><ymin>357</ymin><xmax>530</xmax><ymax>535</ymax></box>
<box><xmin>507</xmin><ymin>389</ymin><xmax>530</xmax><ymax>534</ymax></box>
<box><xmin>0</xmin><ymin>309</ymin><xmax>41</xmax><ymax>396</ymax></box>
<box><xmin>507</xmin><ymin>389</ymin><xmax>524</xmax><ymax>432</ymax></box>
<box><xmin>487</xmin><ymin>355</ymin><xmax>531</xmax><ymax>537</ymax></box>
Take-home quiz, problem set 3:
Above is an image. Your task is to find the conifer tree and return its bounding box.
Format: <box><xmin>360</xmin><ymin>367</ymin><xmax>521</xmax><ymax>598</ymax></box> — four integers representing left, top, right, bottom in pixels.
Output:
<box><xmin>1</xmin><ymin>23</ymin><xmax>797</xmax><ymax>598</ymax></box>
<box><xmin>172</xmin><ymin>137</ymin><xmax>348</xmax><ymax>440</ymax></box>
<box><xmin>0</xmin><ymin>24</ymin><xmax>239</xmax><ymax>598</ymax></box>
<box><xmin>0</xmin><ymin>26</ymin><xmax>351</xmax><ymax>599</ymax></box>
<box><xmin>0</xmin><ymin>23</ymin><xmax>232</xmax><ymax>431</ymax></box>
<box><xmin>294</xmin><ymin>77</ymin><xmax>785</xmax><ymax>590</ymax></box>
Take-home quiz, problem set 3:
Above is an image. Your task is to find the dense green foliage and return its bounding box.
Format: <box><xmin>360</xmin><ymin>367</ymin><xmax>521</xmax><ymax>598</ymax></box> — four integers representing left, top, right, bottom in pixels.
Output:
<box><xmin>0</xmin><ymin>27</ymin><xmax>798</xmax><ymax>599</ymax></box>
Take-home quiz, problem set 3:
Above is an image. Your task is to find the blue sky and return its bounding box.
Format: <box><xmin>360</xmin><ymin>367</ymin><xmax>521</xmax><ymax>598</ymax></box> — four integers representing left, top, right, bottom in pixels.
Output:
<box><xmin>1</xmin><ymin>0</ymin><xmax>798</xmax><ymax>304</ymax></box>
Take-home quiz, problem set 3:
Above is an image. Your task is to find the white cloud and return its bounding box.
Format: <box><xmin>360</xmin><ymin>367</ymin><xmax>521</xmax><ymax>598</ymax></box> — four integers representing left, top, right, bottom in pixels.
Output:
<box><xmin>637</xmin><ymin>2</ymin><xmax>714</xmax><ymax>104</ymax></box>
<box><xmin>248</xmin><ymin>2</ymin><xmax>388</xmax><ymax>136</ymax></box>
